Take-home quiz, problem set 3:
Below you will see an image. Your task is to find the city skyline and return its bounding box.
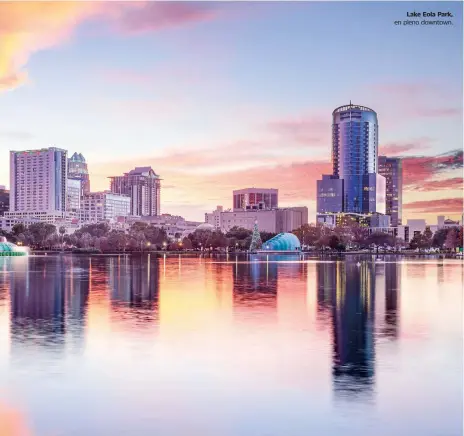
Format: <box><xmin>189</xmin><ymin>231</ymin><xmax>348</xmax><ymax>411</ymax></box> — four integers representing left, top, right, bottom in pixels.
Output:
<box><xmin>0</xmin><ymin>1</ymin><xmax>462</xmax><ymax>222</ymax></box>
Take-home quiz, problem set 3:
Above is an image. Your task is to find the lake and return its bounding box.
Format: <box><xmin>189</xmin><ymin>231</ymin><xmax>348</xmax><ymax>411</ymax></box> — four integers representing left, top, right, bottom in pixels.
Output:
<box><xmin>0</xmin><ymin>254</ymin><xmax>462</xmax><ymax>436</ymax></box>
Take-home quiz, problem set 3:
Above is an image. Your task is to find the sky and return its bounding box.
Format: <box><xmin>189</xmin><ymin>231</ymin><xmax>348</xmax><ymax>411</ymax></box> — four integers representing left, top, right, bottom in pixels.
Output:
<box><xmin>0</xmin><ymin>1</ymin><xmax>462</xmax><ymax>223</ymax></box>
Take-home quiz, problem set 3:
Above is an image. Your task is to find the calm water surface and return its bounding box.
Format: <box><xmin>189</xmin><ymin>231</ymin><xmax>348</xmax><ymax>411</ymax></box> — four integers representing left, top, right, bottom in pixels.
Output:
<box><xmin>0</xmin><ymin>254</ymin><xmax>462</xmax><ymax>436</ymax></box>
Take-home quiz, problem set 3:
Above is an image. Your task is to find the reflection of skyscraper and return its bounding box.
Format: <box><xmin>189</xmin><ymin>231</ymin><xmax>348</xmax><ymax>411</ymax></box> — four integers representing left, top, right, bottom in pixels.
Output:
<box><xmin>108</xmin><ymin>256</ymin><xmax>160</xmax><ymax>325</ymax></box>
<box><xmin>66</xmin><ymin>257</ymin><xmax>90</xmax><ymax>353</ymax></box>
<box><xmin>326</xmin><ymin>260</ymin><xmax>376</xmax><ymax>398</ymax></box>
<box><xmin>383</xmin><ymin>261</ymin><xmax>400</xmax><ymax>339</ymax></box>
<box><xmin>316</xmin><ymin>262</ymin><xmax>336</xmax><ymax>321</ymax></box>
<box><xmin>10</xmin><ymin>258</ymin><xmax>66</xmax><ymax>351</ymax></box>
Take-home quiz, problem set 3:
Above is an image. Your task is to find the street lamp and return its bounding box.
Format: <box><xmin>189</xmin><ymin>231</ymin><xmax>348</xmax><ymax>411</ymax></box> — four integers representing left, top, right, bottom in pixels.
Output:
<box><xmin>163</xmin><ymin>241</ymin><xmax>167</xmax><ymax>250</ymax></box>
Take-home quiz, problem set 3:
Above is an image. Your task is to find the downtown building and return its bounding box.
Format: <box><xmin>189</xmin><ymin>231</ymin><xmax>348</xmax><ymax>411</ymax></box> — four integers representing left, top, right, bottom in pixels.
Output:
<box><xmin>68</xmin><ymin>152</ymin><xmax>90</xmax><ymax>195</ymax></box>
<box><xmin>378</xmin><ymin>156</ymin><xmax>403</xmax><ymax>227</ymax></box>
<box><xmin>3</xmin><ymin>148</ymin><xmax>68</xmax><ymax>229</ymax></box>
<box><xmin>80</xmin><ymin>191</ymin><xmax>130</xmax><ymax>224</ymax></box>
<box><xmin>316</xmin><ymin>104</ymin><xmax>389</xmax><ymax>228</ymax></box>
<box><xmin>109</xmin><ymin>167</ymin><xmax>161</xmax><ymax>217</ymax></box>
<box><xmin>206</xmin><ymin>188</ymin><xmax>308</xmax><ymax>233</ymax></box>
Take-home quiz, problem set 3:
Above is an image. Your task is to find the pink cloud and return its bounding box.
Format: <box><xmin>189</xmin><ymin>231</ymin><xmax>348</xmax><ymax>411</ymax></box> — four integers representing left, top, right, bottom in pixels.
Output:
<box><xmin>410</xmin><ymin>177</ymin><xmax>463</xmax><ymax>192</ymax></box>
<box><xmin>379</xmin><ymin>138</ymin><xmax>432</xmax><ymax>156</ymax></box>
<box><xmin>111</xmin><ymin>2</ymin><xmax>219</xmax><ymax>35</ymax></box>
<box><xmin>266</xmin><ymin>116</ymin><xmax>330</xmax><ymax>146</ymax></box>
<box><xmin>404</xmin><ymin>198</ymin><xmax>463</xmax><ymax>213</ymax></box>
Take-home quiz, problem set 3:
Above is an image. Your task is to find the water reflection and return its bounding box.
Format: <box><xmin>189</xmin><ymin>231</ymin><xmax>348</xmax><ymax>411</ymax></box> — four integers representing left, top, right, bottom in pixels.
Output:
<box><xmin>318</xmin><ymin>260</ymin><xmax>376</xmax><ymax>399</ymax></box>
<box><xmin>0</xmin><ymin>255</ymin><xmax>461</xmax><ymax>436</ymax></box>
<box><xmin>10</xmin><ymin>257</ymin><xmax>67</xmax><ymax>352</ymax></box>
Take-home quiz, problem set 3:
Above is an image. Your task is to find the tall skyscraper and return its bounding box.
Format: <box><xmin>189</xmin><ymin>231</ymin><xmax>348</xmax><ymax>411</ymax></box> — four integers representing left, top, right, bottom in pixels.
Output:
<box><xmin>317</xmin><ymin>103</ymin><xmax>386</xmax><ymax>223</ymax></box>
<box><xmin>109</xmin><ymin>167</ymin><xmax>161</xmax><ymax>216</ymax></box>
<box><xmin>378</xmin><ymin>156</ymin><xmax>403</xmax><ymax>226</ymax></box>
<box><xmin>9</xmin><ymin>147</ymin><xmax>67</xmax><ymax>217</ymax></box>
<box><xmin>68</xmin><ymin>152</ymin><xmax>90</xmax><ymax>195</ymax></box>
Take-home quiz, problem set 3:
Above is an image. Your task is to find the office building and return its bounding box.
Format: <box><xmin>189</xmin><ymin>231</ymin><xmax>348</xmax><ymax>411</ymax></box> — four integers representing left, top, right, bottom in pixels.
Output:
<box><xmin>6</xmin><ymin>147</ymin><xmax>67</xmax><ymax>223</ymax></box>
<box><xmin>317</xmin><ymin>103</ymin><xmax>387</xmax><ymax>224</ymax></box>
<box><xmin>67</xmin><ymin>178</ymin><xmax>81</xmax><ymax>214</ymax></box>
<box><xmin>80</xmin><ymin>191</ymin><xmax>130</xmax><ymax>224</ymax></box>
<box><xmin>68</xmin><ymin>152</ymin><xmax>90</xmax><ymax>195</ymax></box>
<box><xmin>233</xmin><ymin>188</ymin><xmax>278</xmax><ymax>211</ymax></box>
<box><xmin>379</xmin><ymin>156</ymin><xmax>402</xmax><ymax>226</ymax></box>
<box><xmin>317</xmin><ymin>175</ymin><xmax>344</xmax><ymax>214</ymax></box>
<box><xmin>206</xmin><ymin>205</ymin><xmax>308</xmax><ymax>233</ymax></box>
<box><xmin>109</xmin><ymin>166</ymin><xmax>161</xmax><ymax>217</ymax></box>
<box><xmin>0</xmin><ymin>186</ymin><xmax>9</xmax><ymax>216</ymax></box>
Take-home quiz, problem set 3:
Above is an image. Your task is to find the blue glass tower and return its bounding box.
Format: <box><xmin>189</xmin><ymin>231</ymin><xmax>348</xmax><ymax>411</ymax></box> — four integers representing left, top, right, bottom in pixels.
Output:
<box><xmin>316</xmin><ymin>103</ymin><xmax>386</xmax><ymax>223</ymax></box>
<box><xmin>332</xmin><ymin>103</ymin><xmax>383</xmax><ymax>214</ymax></box>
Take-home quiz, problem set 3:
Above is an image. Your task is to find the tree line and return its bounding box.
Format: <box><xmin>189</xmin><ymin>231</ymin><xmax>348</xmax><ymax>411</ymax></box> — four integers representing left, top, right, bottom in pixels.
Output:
<box><xmin>1</xmin><ymin>221</ymin><xmax>462</xmax><ymax>253</ymax></box>
<box><xmin>291</xmin><ymin>223</ymin><xmax>463</xmax><ymax>252</ymax></box>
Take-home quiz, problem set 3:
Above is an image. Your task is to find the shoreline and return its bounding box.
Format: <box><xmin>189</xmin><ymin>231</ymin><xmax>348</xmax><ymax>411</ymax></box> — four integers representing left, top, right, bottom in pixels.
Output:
<box><xmin>28</xmin><ymin>249</ymin><xmax>463</xmax><ymax>258</ymax></box>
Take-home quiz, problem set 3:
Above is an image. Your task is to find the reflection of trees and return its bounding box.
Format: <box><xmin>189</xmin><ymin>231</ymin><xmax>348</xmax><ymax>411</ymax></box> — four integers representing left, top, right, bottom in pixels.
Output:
<box><xmin>232</xmin><ymin>257</ymin><xmax>278</xmax><ymax>308</ymax></box>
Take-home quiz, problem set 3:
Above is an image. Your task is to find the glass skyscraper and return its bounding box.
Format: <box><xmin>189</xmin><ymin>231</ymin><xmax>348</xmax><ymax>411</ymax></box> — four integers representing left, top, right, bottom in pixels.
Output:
<box><xmin>317</xmin><ymin>103</ymin><xmax>386</xmax><ymax>222</ymax></box>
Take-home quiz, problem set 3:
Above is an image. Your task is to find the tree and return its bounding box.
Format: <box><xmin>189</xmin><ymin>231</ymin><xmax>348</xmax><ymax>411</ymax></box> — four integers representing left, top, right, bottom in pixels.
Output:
<box><xmin>182</xmin><ymin>237</ymin><xmax>192</xmax><ymax>250</ymax></box>
<box><xmin>432</xmin><ymin>228</ymin><xmax>448</xmax><ymax>248</ymax></box>
<box><xmin>366</xmin><ymin>232</ymin><xmax>394</xmax><ymax>250</ymax></box>
<box><xmin>328</xmin><ymin>234</ymin><xmax>345</xmax><ymax>251</ymax></box>
<box><xmin>11</xmin><ymin>223</ymin><xmax>26</xmax><ymax>236</ymax></box>
<box><xmin>249</xmin><ymin>221</ymin><xmax>262</xmax><ymax>251</ymax></box>
<box><xmin>225</xmin><ymin>226</ymin><xmax>252</xmax><ymax>240</ymax></box>
<box><xmin>28</xmin><ymin>223</ymin><xmax>56</xmax><ymax>248</ymax></box>
<box><xmin>409</xmin><ymin>232</ymin><xmax>431</xmax><ymax>251</ymax></box>
<box><xmin>79</xmin><ymin>232</ymin><xmax>92</xmax><ymax>249</ymax></box>
<box><xmin>444</xmin><ymin>228</ymin><xmax>458</xmax><ymax>251</ymax></box>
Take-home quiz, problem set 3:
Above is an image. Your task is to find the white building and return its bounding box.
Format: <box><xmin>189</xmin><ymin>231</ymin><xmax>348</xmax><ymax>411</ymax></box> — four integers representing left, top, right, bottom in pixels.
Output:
<box><xmin>80</xmin><ymin>192</ymin><xmax>130</xmax><ymax>224</ymax></box>
<box><xmin>67</xmin><ymin>178</ymin><xmax>81</xmax><ymax>214</ymax></box>
<box><xmin>5</xmin><ymin>147</ymin><xmax>68</xmax><ymax>224</ymax></box>
<box><xmin>205</xmin><ymin>206</ymin><xmax>308</xmax><ymax>233</ymax></box>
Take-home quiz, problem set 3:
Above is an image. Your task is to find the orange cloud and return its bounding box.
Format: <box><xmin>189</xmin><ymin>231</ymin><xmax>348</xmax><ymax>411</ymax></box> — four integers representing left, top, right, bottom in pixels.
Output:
<box><xmin>0</xmin><ymin>2</ymin><xmax>220</xmax><ymax>91</ymax></box>
<box><xmin>0</xmin><ymin>2</ymin><xmax>100</xmax><ymax>90</ymax></box>
<box><xmin>0</xmin><ymin>401</ymin><xmax>32</xmax><ymax>436</ymax></box>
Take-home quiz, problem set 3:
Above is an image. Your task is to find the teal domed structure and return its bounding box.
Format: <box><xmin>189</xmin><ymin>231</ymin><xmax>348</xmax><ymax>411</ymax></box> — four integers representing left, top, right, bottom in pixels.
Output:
<box><xmin>260</xmin><ymin>233</ymin><xmax>301</xmax><ymax>252</ymax></box>
<box><xmin>0</xmin><ymin>237</ymin><xmax>27</xmax><ymax>256</ymax></box>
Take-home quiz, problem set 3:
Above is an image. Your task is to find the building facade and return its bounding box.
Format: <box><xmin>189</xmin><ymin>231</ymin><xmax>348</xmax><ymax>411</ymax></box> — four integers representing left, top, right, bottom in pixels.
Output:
<box><xmin>66</xmin><ymin>178</ymin><xmax>81</xmax><ymax>215</ymax></box>
<box><xmin>233</xmin><ymin>188</ymin><xmax>278</xmax><ymax>211</ymax></box>
<box><xmin>110</xmin><ymin>167</ymin><xmax>161</xmax><ymax>217</ymax></box>
<box><xmin>0</xmin><ymin>186</ymin><xmax>9</xmax><ymax>216</ymax></box>
<box><xmin>317</xmin><ymin>103</ymin><xmax>387</xmax><ymax>224</ymax></box>
<box><xmin>80</xmin><ymin>192</ymin><xmax>130</xmax><ymax>224</ymax></box>
<box><xmin>7</xmin><ymin>148</ymin><xmax>68</xmax><ymax>223</ymax></box>
<box><xmin>68</xmin><ymin>152</ymin><xmax>90</xmax><ymax>195</ymax></box>
<box><xmin>206</xmin><ymin>206</ymin><xmax>308</xmax><ymax>233</ymax></box>
<box><xmin>379</xmin><ymin>156</ymin><xmax>402</xmax><ymax>226</ymax></box>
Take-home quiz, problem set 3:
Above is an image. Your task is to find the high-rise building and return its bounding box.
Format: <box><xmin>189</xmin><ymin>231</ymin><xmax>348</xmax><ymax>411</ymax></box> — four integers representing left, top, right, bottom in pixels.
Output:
<box><xmin>80</xmin><ymin>191</ymin><xmax>130</xmax><ymax>223</ymax></box>
<box><xmin>317</xmin><ymin>103</ymin><xmax>386</xmax><ymax>223</ymax></box>
<box><xmin>0</xmin><ymin>186</ymin><xmax>9</xmax><ymax>216</ymax></box>
<box><xmin>378</xmin><ymin>156</ymin><xmax>402</xmax><ymax>226</ymax></box>
<box><xmin>66</xmin><ymin>178</ymin><xmax>81</xmax><ymax>215</ymax></box>
<box><xmin>233</xmin><ymin>188</ymin><xmax>278</xmax><ymax>211</ymax></box>
<box><xmin>68</xmin><ymin>152</ymin><xmax>90</xmax><ymax>195</ymax></box>
<box><xmin>109</xmin><ymin>167</ymin><xmax>161</xmax><ymax>217</ymax></box>
<box><xmin>7</xmin><ymin>147</ymin><xmax>67</xmax><ymax>222</ymax></box>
